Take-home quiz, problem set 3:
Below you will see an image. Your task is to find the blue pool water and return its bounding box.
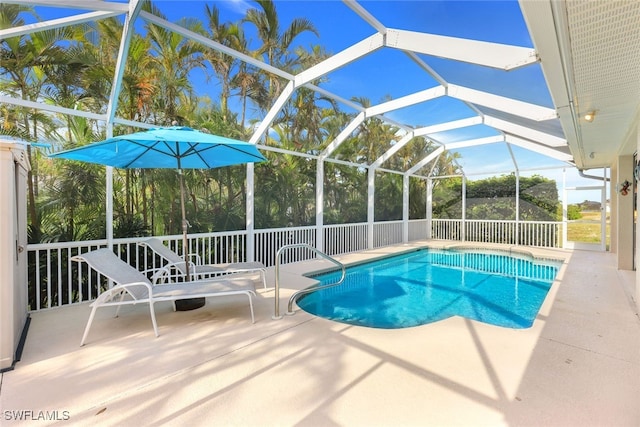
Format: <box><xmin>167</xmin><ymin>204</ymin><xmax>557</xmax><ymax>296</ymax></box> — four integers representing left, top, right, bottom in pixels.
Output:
<box><xmin>296</xmin><ymin>248</ymin><xmax>561</xmax><ymax>329</ymax></box>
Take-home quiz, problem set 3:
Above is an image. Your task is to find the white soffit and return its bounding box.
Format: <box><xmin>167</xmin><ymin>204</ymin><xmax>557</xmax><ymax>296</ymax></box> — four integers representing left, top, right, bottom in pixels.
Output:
<box><xmin>520</xmin><ymin>0</ymin><xmax>640</xmax><ymax>169</ymax></box>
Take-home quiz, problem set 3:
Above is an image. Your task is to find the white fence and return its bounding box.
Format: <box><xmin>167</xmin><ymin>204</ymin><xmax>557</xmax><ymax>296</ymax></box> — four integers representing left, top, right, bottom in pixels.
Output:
<box><xmin>26</xmin><ymin>219</ymin><xmax>560</xmax><ymax>312</ymax></box>
<box><xmin>432</xmin><ymin>219</ymin><xmax>561</xmax><ymax>247</ymax></box>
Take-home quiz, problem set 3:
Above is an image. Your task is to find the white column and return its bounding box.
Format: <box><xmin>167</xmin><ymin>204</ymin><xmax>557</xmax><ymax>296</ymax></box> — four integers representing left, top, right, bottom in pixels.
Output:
<box><xmin>562</xmin><ymin>168</ymin><xmax>567</xmax><ymax>248</ymax></box>
<box><xmin>403</xmin><ymin>175</ymin><xmax>409</xmax><ymax>243</ymax></box>
<box><xmin>367</xmin><ymin>167</ymin><xmax>375</xmax><ymax>249</ymax></box>
<box><xmin>316</xmin><ymin>159</ymin><xmax>324</xmax><ymax>252</ymax></box>
<box><xmin>105</xmin><ymin>125</ymin><xmax>113</xmax><ymax>250</ymax></box>
<box><xmin>515</xmin><ymin>170</ymin><xmax>520</xmax><ymax>245</ymax></box>
<box><xmin>461</xmin><ymin>176</ymin><xmax>466</xmax><ymax>241</ymax></box>
<box><xmin>246</xmin><ymin>163</ymin><xmax>255</xmax><ymax>262</ymax></box>
<box><xmin>614</xmin><ymin>157</ymin><xmax>634</xmax><ymax>270</ymax></box>
<box><xmin>426</xmin><ymin>178</ymin><xmax>433</xmax><ymax>239</ymax></box>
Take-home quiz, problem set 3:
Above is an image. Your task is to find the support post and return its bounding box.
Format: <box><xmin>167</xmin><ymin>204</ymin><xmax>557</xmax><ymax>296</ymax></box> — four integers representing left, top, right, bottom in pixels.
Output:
<box><xmin>461</xmin><ymin>176</ymin><xmax>467</xmax><ymax>242</ymax></box>
<box><xmin>426</xmin><ymin>178</ymin><xmax>433</xmax><ymax>239</ymax></box>
<box><xmin>246</xmin><ymin>163</ymin><xmax>256</xmax><ymax>262</ymax></box>
<box><xmin>403</xmin><ymin>175</ymin><xmax>409</xmax><ymax>243</ymax></box>
<box><xmin>316</xmin><ymin>159</ymin><xmax>324</xmax><ymax>253</ymax></box>
<box><xmin>367</xmin><ymin>167</ymin><xmax>375</xmax><ymax>249</ymax></box>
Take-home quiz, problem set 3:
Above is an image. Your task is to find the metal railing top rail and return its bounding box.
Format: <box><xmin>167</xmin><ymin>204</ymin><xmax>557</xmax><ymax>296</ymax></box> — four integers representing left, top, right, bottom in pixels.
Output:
<box><xmin>272</xmin><ymin>243</ymin><xmax>346</xmax><ymax>320</ymax></box>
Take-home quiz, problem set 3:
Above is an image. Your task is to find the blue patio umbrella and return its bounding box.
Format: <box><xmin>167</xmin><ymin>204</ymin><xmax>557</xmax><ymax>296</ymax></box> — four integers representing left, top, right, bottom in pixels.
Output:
<box><xmin>50</xmin><ymin>126</ymin><xmax>266</xmax><ymax>279</ymax></box>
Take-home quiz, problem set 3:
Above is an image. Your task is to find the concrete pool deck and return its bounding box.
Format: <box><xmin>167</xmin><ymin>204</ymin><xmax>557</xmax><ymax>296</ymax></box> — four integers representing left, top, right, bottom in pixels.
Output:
<box><xmin>1</xmin><ymin>241</ymin><xmax>639</xmax><ymax>426</ymax></box>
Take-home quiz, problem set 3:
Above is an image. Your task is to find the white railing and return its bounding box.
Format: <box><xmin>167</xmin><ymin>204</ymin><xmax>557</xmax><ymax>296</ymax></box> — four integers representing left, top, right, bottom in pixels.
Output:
<box><xmin>26</xmin><ymin>219</ymin><xmax>562</xmax><ymax>313</ymax></box>
<box><xmin>373</xmin><ymin>220</ymin><xmax>404</xmax><ymax>248</ymax></box>
<box><xmin>26</xmin><ymin>231</ymin><xmax>256</xmax><ymax>312</ymax></box>
<box><xmin>254</xmin><ymin>226</ymin><xmax>316</xmax><ymax>264</ymax></box>
<box><xmin>408</xmin><ymin>219</ymin><xmax>429</xmax><ymax>240</ymax></box>
<box><xmin>518</xmin><ymin>220</ymin><xmax>562</xmax><ymax>248</ymax></box>
<box><xmin>432</xmin><ymin>219</ymin><xmax>463</xmax><ymax>241</ymax></box>
<box><xmin>431</xmin><ymin>218</ymin><xmax>561</xmax><ymax>248</ymax></box>
<box><xmin>323</xmin><ymin>223</ymin><xmax>368</xmax><ymax>255</ymax></box>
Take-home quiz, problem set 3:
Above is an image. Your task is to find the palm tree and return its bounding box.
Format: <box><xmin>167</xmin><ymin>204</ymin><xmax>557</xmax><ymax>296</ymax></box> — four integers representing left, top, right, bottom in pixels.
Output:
<box><xmin>198</xmin><ymin>4</ymin><xmax>246</xmax><ymax>124</ymax></box>
<box><xmin>143</xmin><ymin>2</ymin><xmax>203</xmax><ymax>125</ymax></box>
<box><xmin>243</xmin><ymin>0</ymin><xmax>318</xmax><ymax>110</ymax></box>
<box><xmin>39</xmin><ymin>115</ymin><xmax>105</xmax><ymax>241</ymax></box>
<box><xmin>0</xmin><ymin>4</ymin><xmax>86</xmax><ymax>236</ymax></box>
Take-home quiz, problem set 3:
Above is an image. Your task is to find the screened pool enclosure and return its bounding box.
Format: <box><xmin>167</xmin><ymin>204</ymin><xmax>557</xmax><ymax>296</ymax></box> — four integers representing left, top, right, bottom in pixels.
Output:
<box><xmin>1</xmin><ymin>1</ymin><xmax>638</xmax><ymax>314</ymax></box>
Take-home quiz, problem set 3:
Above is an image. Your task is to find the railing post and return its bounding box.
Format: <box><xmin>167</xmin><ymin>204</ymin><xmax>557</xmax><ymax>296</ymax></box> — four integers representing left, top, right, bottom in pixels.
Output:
<box><xmin>367</xmin><ymin>167</ymin><xmax>375</xmax><ymax>249</ymax></box>
<box><xmin>461</xmin><ymin>176</ymin><xmax>467</xmax><ymax>242</ymax></box>
<box><xmin>426</xmin><ymin>178</ymin><xmax>432</xmax><ymax>240</ymax></box>
<box><xmin>403</xmin><ymin>175</ymin><xmax>409</xmax><ymax>243</ymax></box>
<box><xmin>246</xmin><ymin>163</ymin><xmax>256</xmax><ymax>262</ymax></box>
<box><xmin>316</xmin><ymin>159</ymin><xmax>324</xmax><ymax>253</ymax></box>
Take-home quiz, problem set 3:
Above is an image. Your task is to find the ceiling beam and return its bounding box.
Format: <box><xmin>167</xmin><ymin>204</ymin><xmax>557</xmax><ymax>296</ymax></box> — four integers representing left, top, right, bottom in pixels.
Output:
<box><xmin>484</xmin><ymin>115</ymin><xmax>566</xmax><ymax>147</ymax></box>
<box><xmin>448</xmin><ymin>84</ymin><xmax>557</xmax><ymax>121</ymax></box>
<box><xmin>321</xmin><ymin>112</ymin><xmax>366</xmax><ymax>159</ymax></box>
<box><xmin>1</xmin><ymin>0</ymin><xmax>128</xmax><ymax>12</ymax></box>
<box><xmin>366</xmin><ymin>86</ymin><xmax>446</xmax><ymax>117</ymax></box>
<box><xmin>0</xmin><ymin>10</ymin><xmax>123</xmax><ymax>39</ymax></box>
<box><xmin>406</xmin><ymin>146</ymin><xmax>445</xmax><ymax>176</ymax></box>
<box><xmin>105</xmin><ymin>0</ymin><xmax>143</xmax><ymax>126</ymax></box>
<box><xmin>342</xmin><ymin>0</ymin><xmax>387</xmax><ymax>34</ymax></box>
<box><xmin>445</xmin><ymin>135</ymin><xmax>505</xmax><ymax>150</ymax></box>
<box><xmin>1</xmin><ymin>95</ymin><xmax>106</xmax><ymax>121</ymax></box>
<box><xmin>385</xmin><ymin>28</ymin><xmax>538</xmax><ymax>70</ymax></box>
<box><xmin>505</xmin><ymin>135</ymin><xmax>573</xmax><ymax>162</ymax></box>
<box><xmin>249</xmin><ymin>81</ymin><xmax>295</xmax><ymax>144</ymax></box>
<box><xmin>295</xmin><ymin>33</ymin><xmax>384</xmax><ymax>87</ymax></box>
<box><xmin>140</xmin><ymin>11</ymin><xmax>293</xmax><ymax>81</ymax></box>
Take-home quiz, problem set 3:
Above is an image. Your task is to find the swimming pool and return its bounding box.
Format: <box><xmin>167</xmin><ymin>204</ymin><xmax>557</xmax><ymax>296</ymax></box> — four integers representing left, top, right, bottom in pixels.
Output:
<box><xmin>296</xmin><ymin>248</ymin><xmax>561</xmax><ymax>329</ymax></box>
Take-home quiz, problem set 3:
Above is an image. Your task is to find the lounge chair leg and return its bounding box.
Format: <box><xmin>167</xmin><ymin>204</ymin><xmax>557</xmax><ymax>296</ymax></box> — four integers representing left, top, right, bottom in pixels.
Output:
<box><xmin>149</xmin><ymin>302</ymin><xmax>160</xmax><ymax>337</ymax></box>
<box><xmin>114</xmin><ymin>290</ymin><xmax>126</xmax><ymax>318</ymax></box>
<box><xmin>80</xmin><ymin>306</ymin><xmax>98</xmax><ymax>346</ymax></box>
<box><xmin>261</xmin><ymin>271</ymin><xmax>267</xmax><ymax>290</ymax></box>
<box><xmin>247</xmin><ymin>293</ymin><xmax>255</xmax><ymax>324</ymax></box>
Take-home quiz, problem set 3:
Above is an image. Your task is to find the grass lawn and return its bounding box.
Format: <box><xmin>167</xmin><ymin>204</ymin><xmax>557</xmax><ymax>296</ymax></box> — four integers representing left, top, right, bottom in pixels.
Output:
<box><xmin>565</xmin><ymin>210</ymin><xmax>611</xmax><ymax>248</ymax></box>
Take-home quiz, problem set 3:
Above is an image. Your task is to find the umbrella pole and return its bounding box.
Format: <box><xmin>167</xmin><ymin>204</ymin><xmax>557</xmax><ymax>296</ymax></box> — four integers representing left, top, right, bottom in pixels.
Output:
<box><xmin>176</xmin><ymin>168</ymin><xmax>204</xmax><ymax>311</ymax></box>
<box><xmin>178</xmin><ymin>169</ymin><xmax>190</xmax><ymax>280</ymax></box>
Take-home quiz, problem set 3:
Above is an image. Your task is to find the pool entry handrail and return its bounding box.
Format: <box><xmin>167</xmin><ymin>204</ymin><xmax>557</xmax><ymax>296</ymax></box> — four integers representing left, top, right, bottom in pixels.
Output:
<box><xmin>272</xmin><ymin>243</ymin><xmax>346</xmax><ymax>320</ymax></box>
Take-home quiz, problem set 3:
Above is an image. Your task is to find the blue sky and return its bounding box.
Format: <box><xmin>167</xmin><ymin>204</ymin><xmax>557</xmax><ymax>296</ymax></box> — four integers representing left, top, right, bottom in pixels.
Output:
<box><xmin>26</xmin><ymin>0</ymin><xmax>608</xmax><ymax>202</ymax></box>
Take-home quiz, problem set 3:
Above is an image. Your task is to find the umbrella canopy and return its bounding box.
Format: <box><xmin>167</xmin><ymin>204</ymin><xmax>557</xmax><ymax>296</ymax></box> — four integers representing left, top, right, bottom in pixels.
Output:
<box><xmin>50</xmin><ymin>126</ymin><xmax>267</xmax><ymax>278</ymax></box>
<box><xmin>49</xmin><ymin>126</ymin><xmax>266</xmax><ymax>169</ymax></box>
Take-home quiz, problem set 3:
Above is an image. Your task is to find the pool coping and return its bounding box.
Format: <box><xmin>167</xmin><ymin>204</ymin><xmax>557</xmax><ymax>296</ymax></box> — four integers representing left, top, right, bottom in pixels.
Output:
<box><xmin>296</xmin><ymin>241</ymin><xmax>569</xmax><ymax>282</ymax></box>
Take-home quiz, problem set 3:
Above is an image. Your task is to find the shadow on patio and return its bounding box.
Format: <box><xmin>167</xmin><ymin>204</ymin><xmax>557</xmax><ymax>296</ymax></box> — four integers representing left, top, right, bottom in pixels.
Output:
<box><xmin>1</xmin><ymin>244</ymin><xmax>638</xmax><ymax>426</ymax></box>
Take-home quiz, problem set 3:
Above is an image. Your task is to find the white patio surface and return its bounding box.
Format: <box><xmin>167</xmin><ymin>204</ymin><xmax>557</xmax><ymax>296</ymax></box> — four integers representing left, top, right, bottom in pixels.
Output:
<box><xmin>1</xmin><ymin>241</ymin><xmax>639</xmax><ymax>426</ymax></box>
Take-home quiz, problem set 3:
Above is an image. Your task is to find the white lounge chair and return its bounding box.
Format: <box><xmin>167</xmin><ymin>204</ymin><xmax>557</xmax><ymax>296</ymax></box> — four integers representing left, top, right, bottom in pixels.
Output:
<box><xmin>138</xmin><ymin>238</ymin><xmax>267</xmax><ymax>289</ymax></box>
<box><xmin>72</xmin><ymin>248</ymin><xmax>257</xmax><ymax>346</ymax></box>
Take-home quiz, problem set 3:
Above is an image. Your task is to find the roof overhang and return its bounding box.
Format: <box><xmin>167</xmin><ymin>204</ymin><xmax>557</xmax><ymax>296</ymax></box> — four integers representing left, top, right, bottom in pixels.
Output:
<box><xmin>520</xmin><ymin>0</ymin><xmax>640</xmax><ymax>170</ymax></box>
